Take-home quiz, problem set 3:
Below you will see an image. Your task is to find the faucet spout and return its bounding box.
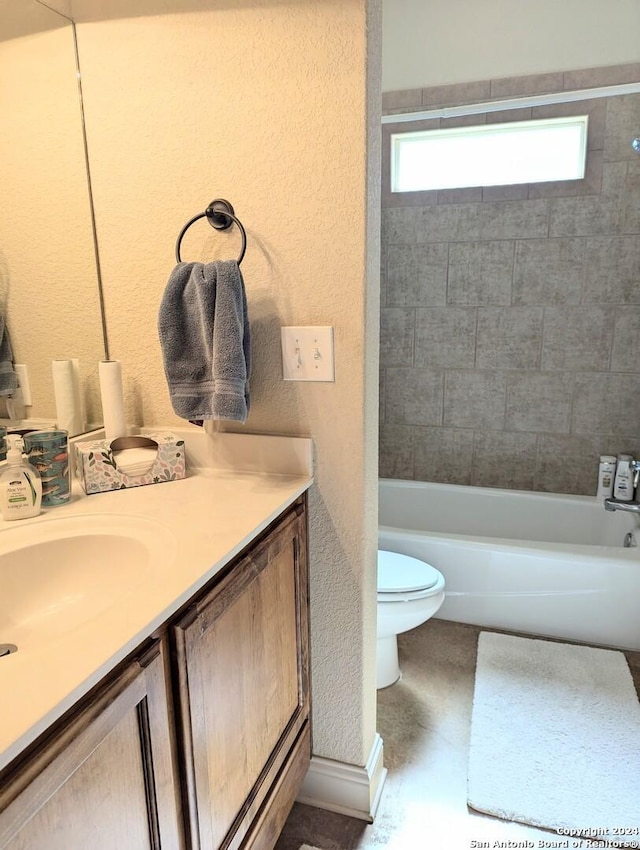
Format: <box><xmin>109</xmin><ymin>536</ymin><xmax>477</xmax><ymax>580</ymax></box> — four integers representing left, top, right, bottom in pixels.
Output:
<box><xmin>604</xmin><ymin>497</ymin><xmax>640</xmax><ymax>513</ymax></box>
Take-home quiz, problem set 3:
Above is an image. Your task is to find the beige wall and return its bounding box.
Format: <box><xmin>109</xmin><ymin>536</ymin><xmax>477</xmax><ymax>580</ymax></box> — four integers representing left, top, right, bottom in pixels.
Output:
<box><xmin>73</xmin><ymin>0</ymin><xmax>380</xmax><ymax>768</ymax></box>
<box><xmin>382</xmin><ymin>0</ymin><xmax>640</xmax><ymax>91</ymax></box>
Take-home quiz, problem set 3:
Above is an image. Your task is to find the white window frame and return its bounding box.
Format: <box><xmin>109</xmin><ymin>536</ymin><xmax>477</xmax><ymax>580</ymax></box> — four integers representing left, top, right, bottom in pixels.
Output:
<box><xmin>390</xmin><ymin>115</ymin><xmax>589</xmax><ymax>193</ymax></box>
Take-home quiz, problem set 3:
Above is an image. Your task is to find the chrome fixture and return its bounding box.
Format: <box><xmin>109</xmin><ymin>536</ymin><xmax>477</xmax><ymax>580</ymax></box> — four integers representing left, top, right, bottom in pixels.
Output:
<box><xmin>604</xmin><ymin>498</ymin><xmax>640</xmax><ymax>513</ymax></box>
<box><xmin>624</xmin><ymin>532</ymin><xmax>637</xmax><ymax>548</ymax></box>
<box><xmin>632</xmin><ymin>459</ymin><xmax>640</xmax><ymax>488</ymax></box>
<box><xmin>633</xmin><ymin>138</ymin><xmax>640</xmax><ymax>153</ymax></box>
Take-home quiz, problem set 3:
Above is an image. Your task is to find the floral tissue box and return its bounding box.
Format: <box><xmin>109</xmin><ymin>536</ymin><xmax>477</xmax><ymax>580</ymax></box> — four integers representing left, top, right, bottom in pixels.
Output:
<box><xmin>75</xmin><ymin>432</ymin><xmax>186</xmax><ymax>495</ymax></box>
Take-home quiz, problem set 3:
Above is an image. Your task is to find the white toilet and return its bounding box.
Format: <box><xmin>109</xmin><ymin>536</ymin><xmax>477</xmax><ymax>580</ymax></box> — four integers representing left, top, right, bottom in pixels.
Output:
<box><xmin>377</xmin><ymin>550</ymin><xmax>445</xmax><ymax>689</ymax></box>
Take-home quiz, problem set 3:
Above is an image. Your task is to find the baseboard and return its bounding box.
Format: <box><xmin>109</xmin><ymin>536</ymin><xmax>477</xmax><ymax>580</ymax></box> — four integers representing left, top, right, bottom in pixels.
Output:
<box><xmin>296</xmin><ymin>732</ymin><xmax>387</xmax><ymax>822</ymax></box>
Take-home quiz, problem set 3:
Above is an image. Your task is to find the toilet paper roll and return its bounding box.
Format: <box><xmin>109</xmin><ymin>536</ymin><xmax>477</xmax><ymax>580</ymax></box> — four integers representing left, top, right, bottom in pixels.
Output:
<box><xmin>52</xmin><ymin>359</ymin><xmax>84</xmax><ymax>436</ymax></box>
<box><xmin>99</xmin><ymin>359</ymin><xmax>127</xmax><ymax>441</ymax></box>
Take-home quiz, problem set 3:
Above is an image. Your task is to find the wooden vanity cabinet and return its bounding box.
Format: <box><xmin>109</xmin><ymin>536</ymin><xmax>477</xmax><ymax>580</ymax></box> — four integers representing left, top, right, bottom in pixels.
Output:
<box><xmin>0</xmin><ymin>640</ymin><xmax>184</xmax><ymax>850</ymax></box>
<box><xmin>172</xmin><ymin>498</ymin><xmax>310</xmax><ymax>850</ymax></box>
<box><xmin>0</xmin><ymin>496</ymin><xmax>310</xmax><ymax>850</ymax></box>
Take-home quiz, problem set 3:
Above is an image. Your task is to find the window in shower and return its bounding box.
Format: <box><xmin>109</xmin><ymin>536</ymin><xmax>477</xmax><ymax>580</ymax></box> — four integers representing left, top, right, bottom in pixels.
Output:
<box><xmin>390</xmin><ymin>115</ymin><xmax>589</xmax><ymax>193</ymax></box>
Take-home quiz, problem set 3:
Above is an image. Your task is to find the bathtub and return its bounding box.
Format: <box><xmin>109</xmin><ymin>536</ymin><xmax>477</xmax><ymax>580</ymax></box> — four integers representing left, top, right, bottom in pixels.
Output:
<box><xmin>379</xmin><ymin>478</ymin><xmax>640</xmax><ymax>651</ymax></box>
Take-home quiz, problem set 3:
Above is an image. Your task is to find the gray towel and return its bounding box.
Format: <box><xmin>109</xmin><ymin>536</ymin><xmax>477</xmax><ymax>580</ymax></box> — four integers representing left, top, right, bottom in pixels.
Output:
<box><xmin>0</xmin><ymin>313</ymin><xmax>17</xmax><ymax>397</ymax></box>
<box><xmin>158</xmin><ymin>260</ymin><xmax>251</xmax><ymax>422</ymax></box>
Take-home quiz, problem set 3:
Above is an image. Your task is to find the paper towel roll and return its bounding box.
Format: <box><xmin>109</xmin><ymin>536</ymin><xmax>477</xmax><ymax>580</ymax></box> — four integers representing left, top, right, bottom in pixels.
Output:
<box><xmin>99</xmin><ymin>360</ymin><xmax>127</xmax><ymax>441</ymax></box>
<box><xmin>71</xmin><ymin>359</ymin><xmax>87</xmax><ymax>432</ymax></box>
<box><xmin>52</xmin><ymin>359</ymin><xmax>84</xmax><ymax>436</ymax></box>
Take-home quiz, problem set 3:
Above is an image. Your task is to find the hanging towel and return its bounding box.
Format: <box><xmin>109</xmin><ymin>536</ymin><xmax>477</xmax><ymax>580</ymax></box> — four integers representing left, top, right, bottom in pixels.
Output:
<box><xmin>0</xmin><ymin>313</ymin><xmax>17</xmax><ymax>397</ymax></box>
<box><xmin>158</xmin><ymin>260</ymin><xmax>251</xmax><ymax>422</ymax></box>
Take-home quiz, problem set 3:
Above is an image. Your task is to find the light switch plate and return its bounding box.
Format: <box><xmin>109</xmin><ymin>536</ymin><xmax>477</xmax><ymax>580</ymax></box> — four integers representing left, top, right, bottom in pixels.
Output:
<box><xmin>14</xmin><ymin>364</ymin><xmax>31</xmax><ymax>406</ymax></box>
<box><xmin>281</xmin><ymin>326</ymin><xmax>335</xmax><ymax>382</ymax></box>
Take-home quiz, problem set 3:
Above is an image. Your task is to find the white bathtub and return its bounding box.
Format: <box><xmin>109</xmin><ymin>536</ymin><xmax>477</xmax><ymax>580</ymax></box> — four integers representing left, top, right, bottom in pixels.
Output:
<box><xmin>379</xmin><ymin>478</ymin><xmax>640</xmax><ymax>651</ymax></box>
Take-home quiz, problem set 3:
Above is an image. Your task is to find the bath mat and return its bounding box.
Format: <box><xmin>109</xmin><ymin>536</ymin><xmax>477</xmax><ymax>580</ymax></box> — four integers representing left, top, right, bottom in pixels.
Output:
<box><xmin>468</xmin><ymin>631</ymin><xmax>640</xmax><ymax>844</ymax></box>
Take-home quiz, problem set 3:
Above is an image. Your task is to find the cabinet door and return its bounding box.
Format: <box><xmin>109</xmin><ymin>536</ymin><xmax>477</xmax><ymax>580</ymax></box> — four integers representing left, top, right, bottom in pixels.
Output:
<box><xmin>0</xmin><ymin>640</ymin><xmax>184</xmax><ymax>850</ymax></box>
<box><xmin>173</xmin><ymin>502</ymin><xmax>309</xmax><ymax>850</ymax></box>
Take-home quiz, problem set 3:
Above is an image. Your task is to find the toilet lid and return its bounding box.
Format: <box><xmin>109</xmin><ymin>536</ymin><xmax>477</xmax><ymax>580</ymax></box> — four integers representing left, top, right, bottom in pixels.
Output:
<box><xmin>378</xmin><ymin>550</ymin><xmax>441</xmax><ymax>593</ymax></box>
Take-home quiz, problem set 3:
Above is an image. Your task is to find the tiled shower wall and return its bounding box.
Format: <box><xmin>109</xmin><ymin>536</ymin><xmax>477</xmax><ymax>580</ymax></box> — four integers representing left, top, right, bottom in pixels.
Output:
<box><xmin>380</xmin><ymin>63</ymin><xmax>640</xmax><ymax>495</ymax></box>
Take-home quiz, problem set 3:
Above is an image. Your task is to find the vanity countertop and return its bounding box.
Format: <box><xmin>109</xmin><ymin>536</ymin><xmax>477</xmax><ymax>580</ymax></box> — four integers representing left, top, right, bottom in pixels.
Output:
<box><xmin>0</xmin><ymin>430</ymin><xmax>313</xmax><ymax>773</ymax></box>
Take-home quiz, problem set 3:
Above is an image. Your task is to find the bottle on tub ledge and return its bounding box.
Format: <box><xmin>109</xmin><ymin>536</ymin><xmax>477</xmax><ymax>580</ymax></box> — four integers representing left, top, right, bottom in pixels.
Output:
<box><xmin>613</xmin><ymin>454</ymin><xmax>634</xmax><ymax>502</ymax></box>
<box><xmin>597</xmin><ymin>455</ymin><xmax>617</xmax><ymax>498</ymax></box>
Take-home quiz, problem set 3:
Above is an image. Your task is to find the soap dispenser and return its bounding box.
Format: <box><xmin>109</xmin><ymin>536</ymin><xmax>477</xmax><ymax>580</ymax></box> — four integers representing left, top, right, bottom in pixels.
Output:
<box><xmin>0</xmin><ymin>435</ymin><xmax>42</xmax><ymax>520</ymax></box>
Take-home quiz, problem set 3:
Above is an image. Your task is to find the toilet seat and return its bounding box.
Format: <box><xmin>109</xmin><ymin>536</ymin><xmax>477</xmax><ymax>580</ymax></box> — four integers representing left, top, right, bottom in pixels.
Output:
<box><xmin>378</xmin><ymin>550</ymin><xmax>444</xmax><ymax>602</ymax></box>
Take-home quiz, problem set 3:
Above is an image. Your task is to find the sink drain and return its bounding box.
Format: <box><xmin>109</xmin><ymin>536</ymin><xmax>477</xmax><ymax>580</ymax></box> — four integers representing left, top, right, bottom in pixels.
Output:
<box><xmin>0</xmin><ymin>644</ymin><xmax>17</xmax><ymax>657</ymax></box>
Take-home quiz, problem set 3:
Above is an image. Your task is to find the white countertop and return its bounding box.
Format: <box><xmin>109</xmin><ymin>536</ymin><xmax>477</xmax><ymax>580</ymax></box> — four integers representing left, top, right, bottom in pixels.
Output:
<box><xmin>0</xmin><ymin>429</ymin><xmax>313</xmax><ymax>773</ymax></box>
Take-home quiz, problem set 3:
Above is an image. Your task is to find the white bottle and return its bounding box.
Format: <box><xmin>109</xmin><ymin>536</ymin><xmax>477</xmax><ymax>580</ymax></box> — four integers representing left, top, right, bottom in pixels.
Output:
<box><xmin>613</xmin><ymin>454</ymin><xmax>634</xmax><ymax>502</ymax></box>
<box><xmin>0</xmin><ymin>436</ymin><xmax>42</xmax><ymax>520</ymax></box>
<box><xmin>597</xmin><ymin>455</ymin><xmax>617</xmax><ymax>498</ymax></box>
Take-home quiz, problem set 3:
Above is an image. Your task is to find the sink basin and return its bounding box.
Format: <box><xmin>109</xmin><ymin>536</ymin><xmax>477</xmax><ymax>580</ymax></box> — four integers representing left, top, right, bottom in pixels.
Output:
<box><xmin>0</xmin><ymin>514</ymin><xmax>176</xmax><ymax>648</ymax></box>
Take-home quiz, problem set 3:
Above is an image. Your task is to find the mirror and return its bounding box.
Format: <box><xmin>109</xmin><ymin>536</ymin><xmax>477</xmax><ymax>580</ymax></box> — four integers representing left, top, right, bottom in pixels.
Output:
<box><xmin>0</xmin><ymin>0</ymin><xmax>106</xmax><ymax>433</ymax></box>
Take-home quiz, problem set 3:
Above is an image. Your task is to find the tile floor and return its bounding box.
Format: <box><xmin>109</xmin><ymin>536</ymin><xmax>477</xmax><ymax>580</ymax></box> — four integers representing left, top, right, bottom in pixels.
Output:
<box><xmin>274</xmin><ymin>618</ymin><xmax>640</xmax><ymax>850</ymax></box>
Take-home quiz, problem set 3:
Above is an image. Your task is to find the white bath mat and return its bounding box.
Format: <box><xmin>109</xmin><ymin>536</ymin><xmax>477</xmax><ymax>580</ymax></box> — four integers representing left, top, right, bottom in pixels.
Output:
<box><xmin>468</xmin><ymin>631</ymin><xmax>640</xmax><ymax>843</ymax></box>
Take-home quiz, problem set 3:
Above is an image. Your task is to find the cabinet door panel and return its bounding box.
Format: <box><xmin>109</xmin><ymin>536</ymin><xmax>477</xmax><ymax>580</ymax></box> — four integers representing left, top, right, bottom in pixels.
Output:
<box><xmin>174</xmin><ymin>506</ymin><xmax>308</xmax><ymax>850</ymax></box>
<box><xmin>0</xmin><ymin>642</ymin><xmax>183</xmax><ymax>850</ymax></box>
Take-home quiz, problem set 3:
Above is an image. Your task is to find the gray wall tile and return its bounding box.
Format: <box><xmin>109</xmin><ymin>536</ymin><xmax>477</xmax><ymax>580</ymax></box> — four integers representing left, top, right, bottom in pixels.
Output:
<box><xmin>443</xmin><ymin>370</ymin><xmax>507</xmax><ymax>429</ymax></box>
<box><xmin>415</xmin><ymin>307</ymin><xmax>476</xmax><ymax>368</ymax></box>
<box><xmin>572</xmin><ymin>373</ymin><xmax>640</xmax><ymax>434</ymax></box>
<box><xmin>563</xmin><ymin>63</ymin><xmax>640</xmax><ymax>89</ymax></box>
<box><xmin>583</xmin><ymin>237</ymin><xmax>640</xmax><ymax>304</ymax></box>
<box><xmin>623</xmin><ymin>160</ymin><xmax>640</xmax><ymax>232</ymax></box>
<box><xmin>379</xmin><ymin>424</ymin><xmax>414</xmax><ymax>479</ymax></box>
<box><xmin>380</xmin><ymin>307</ymin><xmax>414</xmax><ymax>367</ymax></box>
<box><xmin>385</xmin><ymin>367</ymin><xmax>444</xmax><ymax>426</ymax></box>
<box><xmin>421</xmin><ymin>79</ymin><xmax>491</xmax><ymax>108</ymax></box>
<box><xmin>413</xmin><ymin>427</ymin><xmax>474</xmax><ymax>484</ymax></box>
<box><xmin>541</xmin><ymin>306</ymin><xmax>614</xmax><ymax>371</ymax></box>
<box><xmin>536</xmin><ymin>434</ymin><xmax>604</xmax><ymax>495</ymax></box>
<box><xmin>513</xmin><ymin>238</ymin><xmax>583</xmax><ymax>305</ymax></box>
<box><xmin>382</xmin><ymin>207</ymin><xmax>420</xmax><ymax>243</ymax></box>
<box><xmin>472</xmin><ymin>431</ymin><xmax>538</xmax><ymax>490</ymax></box>
<box><xmin>482</xmin><ymin>185</ymin><xmax>528</xmax><ymax>203</ymax></box>
<box><xmin>490</xmin><ymin>72</ymin><xmax>564</xmax><ymax>98</ymax></box>
<box><xmin>437</xmin><ymin>188</ymin><xmax>483</xmax><ymax>204</ymax></box>
<box><xmin>386</xmin><ymin>244</ymin><xmax>448</xmax><ymax>306</ymax></box>
<box><xmin>549</xmin><ymin>162</ymin><xmax>626</xmax><ymax>237</ymax></box>
<box><xmin>382</xmin><ymin>89</ymin><xmax>422</xmax><ymax>113</ymax></box>
<box><xmin>448</xmin><ymin>241</ymin><xmax>514</xmax><ymax>305</ymax></box>
<box><xmin>417</xmin><ymin>199</ymin><xmax>549</xmax><ymax>243</ymax></box>
<box><xmin>611</xmin><ymin>308</ymin><xmax>640</xmax><ymax>371</ymax></box>
<box><xmin>604</xmin><ymin>94</ymin><xmax>640</xmax><ymax>162</ymax></box>
<box><xmin>505</xmin><ymin>372</ymin><xmax>573</xmax><ymax>433</ymax></box>
<box><xmin>476</xmin><ymin>307</ymin><xmax>543</xmax><ymax>369</ymax></box>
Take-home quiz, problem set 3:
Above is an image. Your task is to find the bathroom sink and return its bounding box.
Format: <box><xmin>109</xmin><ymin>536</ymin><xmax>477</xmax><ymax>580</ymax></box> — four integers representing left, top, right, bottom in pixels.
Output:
<box><xmin>0</xmin><ymin>514</ymin><xmax>175</xmax><ymax>648</ymax></box>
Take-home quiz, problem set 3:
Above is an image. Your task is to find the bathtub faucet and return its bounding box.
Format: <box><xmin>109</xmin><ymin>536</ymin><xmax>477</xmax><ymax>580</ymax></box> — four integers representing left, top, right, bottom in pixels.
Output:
<box><xmin>603</xmin><ymin>498</ymin><xmax>640</xmax><ymax>513</ymax></box>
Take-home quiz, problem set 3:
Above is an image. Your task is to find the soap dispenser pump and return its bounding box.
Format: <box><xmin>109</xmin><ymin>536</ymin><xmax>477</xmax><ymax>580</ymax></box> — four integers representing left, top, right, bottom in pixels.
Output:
<box><xmin>0</xmin><ymin>435</ymin><xmax>42</xmax><ymax>520</ymax></box>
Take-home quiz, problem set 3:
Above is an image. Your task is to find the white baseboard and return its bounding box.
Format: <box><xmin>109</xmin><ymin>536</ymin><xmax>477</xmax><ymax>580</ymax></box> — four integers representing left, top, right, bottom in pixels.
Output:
<box><xmin>296</xmin><ymin>732</ymin><xmax>387</xmax><ymax>822</ymax></box>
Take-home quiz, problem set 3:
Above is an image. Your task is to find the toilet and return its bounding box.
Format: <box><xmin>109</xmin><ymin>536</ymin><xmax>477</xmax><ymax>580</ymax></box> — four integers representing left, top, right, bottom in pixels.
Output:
<box><xmin>377</xmin><ymin>550</ymin><xmax>445</xmax><ymax>689</ymax></box>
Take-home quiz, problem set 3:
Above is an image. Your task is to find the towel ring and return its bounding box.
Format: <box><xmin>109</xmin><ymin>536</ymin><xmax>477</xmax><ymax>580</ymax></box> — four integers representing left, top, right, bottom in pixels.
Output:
<box><xmin>175</xmin><ymin>198</ymin><xmax>247</xmax><ymax>265</ymax></box>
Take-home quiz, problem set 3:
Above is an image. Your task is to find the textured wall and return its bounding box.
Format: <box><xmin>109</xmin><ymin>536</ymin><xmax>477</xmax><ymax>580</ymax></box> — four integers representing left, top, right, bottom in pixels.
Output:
<box><xmin>0</xmin><ymin>13</ymin><xmax>105</xmax><ymax>424</ymax></box>
<box><xmin>73</xmin><ymin>0</ymin><xmax>380</xmax><ymax>768</ymax></box>
<box><xmin>382</xmin><ymin>0</ymin><xmax>640</xmax><ymax>91</ymax></box>
<box><xmin>380</xmin><ymin>66</ymin><xmax>640</xmax><ymax>496</ymax></box>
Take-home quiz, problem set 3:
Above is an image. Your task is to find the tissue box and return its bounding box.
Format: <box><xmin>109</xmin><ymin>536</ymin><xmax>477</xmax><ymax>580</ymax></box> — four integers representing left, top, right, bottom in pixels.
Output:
<box><xmin>75</xmin><ymin>432</ymin><xmax>186</xmax><ymax>495</ymax></box>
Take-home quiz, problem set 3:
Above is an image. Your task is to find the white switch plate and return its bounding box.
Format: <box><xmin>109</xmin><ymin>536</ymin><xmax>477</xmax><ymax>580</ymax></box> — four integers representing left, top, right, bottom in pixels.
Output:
<box><xmin>14</xmin><ymin>364</ymin><xmax>32</xmax><ymax>406</ymax></box>
<box><xmin>281</xmin><ymin>326</ymin><xmax>335</xmax><ymax>382</ymax></box>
